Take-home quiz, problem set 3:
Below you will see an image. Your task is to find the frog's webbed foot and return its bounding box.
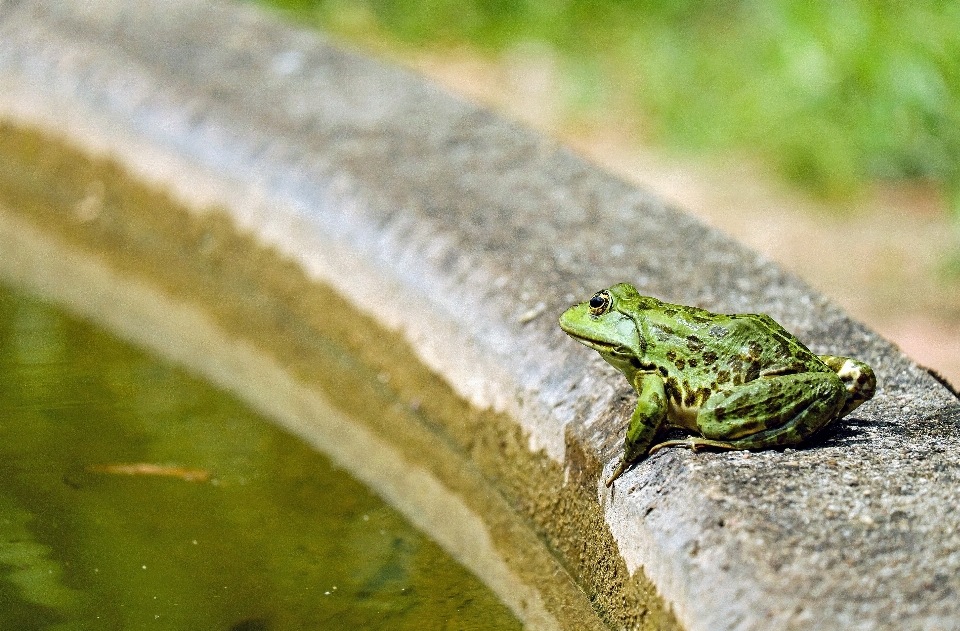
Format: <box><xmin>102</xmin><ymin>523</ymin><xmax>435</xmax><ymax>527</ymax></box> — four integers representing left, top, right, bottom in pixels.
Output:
<box><xmin>649</xmin><ymin>437</ymin><xmax>739</xmax><ymax>455</ymax></box>
<box><xmin>606</xmin><ymin>437</ymin><xmax>733</xmax><ymax>486</ymax></box>
<box><xmin>604</xmin><ymin>457</ymin><xmax>630</xmax><ymax>488</ymax></box>
<box><xmin>818</xmin><ymin>355</ymin><xmax>877</xmax><ymax>417</ymax></box>
<box><xmin>606</xmin><ymin>432</ymin><xmax>660</xmax><ymax>487</ymax></box>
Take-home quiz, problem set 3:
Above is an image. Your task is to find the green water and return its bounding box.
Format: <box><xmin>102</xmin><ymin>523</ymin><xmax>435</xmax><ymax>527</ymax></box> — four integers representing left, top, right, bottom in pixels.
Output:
<box><xmin>0</xmin><ymin>280</ymin><xmax>520</xmax><ymax>631</ymax></box>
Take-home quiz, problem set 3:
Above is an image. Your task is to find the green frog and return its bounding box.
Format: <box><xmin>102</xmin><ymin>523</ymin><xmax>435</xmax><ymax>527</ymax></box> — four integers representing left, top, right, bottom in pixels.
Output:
<box><xmin>559</xmin><ymin>283</ymin><xmax>876</xmax><ymax>486</ymax></box>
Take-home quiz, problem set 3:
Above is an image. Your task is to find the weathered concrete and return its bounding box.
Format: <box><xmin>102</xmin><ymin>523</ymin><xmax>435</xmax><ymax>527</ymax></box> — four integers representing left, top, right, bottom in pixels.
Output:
<box><xmin>1</xmin><ymin>1</ymin><xmax>959</xmax><ymax>629</ymax></box>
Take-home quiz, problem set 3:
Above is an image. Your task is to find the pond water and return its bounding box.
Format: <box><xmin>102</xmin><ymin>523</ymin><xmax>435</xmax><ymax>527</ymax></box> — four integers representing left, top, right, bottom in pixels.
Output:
<box><xmin>0</xmin><ymin>280</ymin><xmax>520</xmax><ymax>630</ymax></box>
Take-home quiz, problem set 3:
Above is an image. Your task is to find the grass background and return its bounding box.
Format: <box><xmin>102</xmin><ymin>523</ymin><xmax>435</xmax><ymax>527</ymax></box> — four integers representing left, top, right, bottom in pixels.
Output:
<box><xmin>257</xmin><ymin>0</ymin><xmax>960</xmax><ymax>211</ymax></box>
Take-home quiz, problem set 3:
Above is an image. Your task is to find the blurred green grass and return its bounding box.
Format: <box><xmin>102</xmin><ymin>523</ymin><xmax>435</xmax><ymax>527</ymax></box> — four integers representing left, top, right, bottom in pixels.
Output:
<box><xmin>257</xmin><ymin>0</ymin><xmax>960</xmax><ymax>211</ymax></box>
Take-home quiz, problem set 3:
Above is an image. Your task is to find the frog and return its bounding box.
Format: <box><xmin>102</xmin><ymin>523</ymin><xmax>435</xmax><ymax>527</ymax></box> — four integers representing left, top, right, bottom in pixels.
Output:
<box><xmin>559</xmin><ymin>283</ymin><xmax>876</xmax><ymax>487</ymax></box>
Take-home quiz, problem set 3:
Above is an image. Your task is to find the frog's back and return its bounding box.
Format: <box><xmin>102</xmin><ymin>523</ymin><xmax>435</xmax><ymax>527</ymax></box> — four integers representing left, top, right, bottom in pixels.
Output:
<box><xmin>698</xmin><ymin>311</ymin><xmax>830</xmax><ymax>377</ymax></box>
<box><xmin>638</xmin><ymin>301</ymin><xmax>830</xmax><ymax>391</ymax></box>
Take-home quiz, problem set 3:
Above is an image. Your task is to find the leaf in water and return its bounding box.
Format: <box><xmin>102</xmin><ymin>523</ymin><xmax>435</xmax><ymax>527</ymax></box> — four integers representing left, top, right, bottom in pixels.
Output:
<box><xmin>86</xmin><ymin>463</ymin><xmax>212</xmax><ymax>483</ymax></box>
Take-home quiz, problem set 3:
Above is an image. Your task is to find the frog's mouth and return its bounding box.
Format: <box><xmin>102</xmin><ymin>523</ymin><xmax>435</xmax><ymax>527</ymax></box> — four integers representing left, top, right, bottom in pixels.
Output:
<box><xmin>564</xmin><ymin>332</ymin><xmax>627</xmax><ymax>356</ymax></box>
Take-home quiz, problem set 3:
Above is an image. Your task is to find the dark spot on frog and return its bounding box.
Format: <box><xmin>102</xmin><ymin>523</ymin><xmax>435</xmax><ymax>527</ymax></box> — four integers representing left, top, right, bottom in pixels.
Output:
<box><xmin>736</xmin><ymin>416</ymin><xmax>768</xmax><ymax>434</ymax></box>
<box><xmin>733</xmin><ymin>372</ymin><xmax>744</xmax><ymax>386</ymax></box>
<box><xmin>683</xmin><ymin>380</ymin><xmax>696</xmax><ymax>407</ymax></box>
<box><xmin>674</xmin><ymin>357</ymin><xmax>686</xmax><ymax>371</ymax></box>
<box><xmin>655</xmin><ymin>324</ymin><xmax>676</xmax><ymax>338</ymax></box>
<box><xmin>774</xmin><ymin>432</ymin><xmax>794</xmax><ymax>446</ymax></box>
<box><xmin>658</xmin><ymin>365</ymin><xmax>669</xmax><ymax>378</ymax></box>
<box><xmin>716</xmin><ymin>370</ymin><xmax>730</xmax><ymax>385</ymax></box>
<box><xmin>687</xmin><ymin>357</ymin><xmax>698</xmax><ymax>368</ymax></box>
<box><xmin>695</xmin><ymin>387</ymin><xmax>712</xmax><ymax>406</ymax></box>
<box><xmin>702</xmin><ymin>350</ymin><xmax>718</xmax><ymax>366</ymax></box>
<box><xmin>664</xmin><ymin>309</ymin><xmax>677</xmax><ymax>317</ymax></box>
<box><xmin>745</xmin><ymin>362</ymin><xmax>761</xmax><ymax>382</ymax></box>
<box><xmin>774</xmin><ymin>335</ymin><xmax>792</xmax><ymax>357</ymax></box>
<box><xmin>631</xmin><ymin>357</ymin><xmax>657</xmax><ymax>372</ymax></box>
<box><xmin>748</xmin><ymin>340</ymin><xmax>763</xmax><ymax>358</ymax></box>
<box><xmin>763</xmin><ymin>364</ymin><xmax>802</xmax><ymax>377</ymax></box>
<box><xmin>763</xmin><ymin>401</ymin><xmax>792</xmax><ymax>427</ymax></box>
<box><xmin>687</xmin><ymin>335</ymin><xmax>704</xmax><ymax>351</ymax></box>
<box><xmin>665</xmin><ymin>377</ymin><xmax>682</xmax><ymax>404</ymax></box>
<box><xmin>666</xmin><ymin>349</ymin><xmax>677</xmax><ymax>362</ymax></box>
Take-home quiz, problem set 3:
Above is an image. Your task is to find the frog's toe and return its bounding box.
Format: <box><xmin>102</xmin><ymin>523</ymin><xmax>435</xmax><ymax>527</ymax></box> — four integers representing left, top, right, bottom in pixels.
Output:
<box><xmin>650</xmin><ymin>437</ymin><xmax>739</xmax><ymax>454</ymax></box>
<box><xmin>648</xmin><ymin>438</ymin><xmax>694</xmax><ymax>454</ymax></box>
<box><xmin>605</xmin><ymin>458</ymin><xmax>630</xmax><ymax>487</ymax></box>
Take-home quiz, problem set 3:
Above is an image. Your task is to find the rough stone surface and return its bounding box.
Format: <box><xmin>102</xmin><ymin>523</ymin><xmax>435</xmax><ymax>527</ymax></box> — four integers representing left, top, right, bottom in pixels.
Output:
<box><xmin>2</xmin><ymin>1</ymin><xmax>959</xmax><ymax>629</ymax></box>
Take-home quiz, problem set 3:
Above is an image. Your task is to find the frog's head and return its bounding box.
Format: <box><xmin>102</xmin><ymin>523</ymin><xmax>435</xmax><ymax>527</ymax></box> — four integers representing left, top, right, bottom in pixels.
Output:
<box><xmin>559</xmin><ymin>284</ymin><xmax>644</xmax><ymax>371</ymax></box>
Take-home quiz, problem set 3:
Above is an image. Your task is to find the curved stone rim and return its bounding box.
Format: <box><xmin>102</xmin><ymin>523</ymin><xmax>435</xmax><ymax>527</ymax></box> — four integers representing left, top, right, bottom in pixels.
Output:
<box><xmin>2</xmin><ymin>1</ymin><xmax>959</xmax><ymax>630</ymax></box>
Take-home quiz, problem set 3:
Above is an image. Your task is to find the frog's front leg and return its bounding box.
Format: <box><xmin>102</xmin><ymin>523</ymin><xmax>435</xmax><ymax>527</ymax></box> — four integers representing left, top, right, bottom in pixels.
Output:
<box><xmin>605</xmin><ymin>373</ymin><xmax>667</xmax><ymax>487</ymax></box>
<box><xmin>818</xmin><ymin>355</ymin><xmax>877</xmax><ymax>416</ymax></box>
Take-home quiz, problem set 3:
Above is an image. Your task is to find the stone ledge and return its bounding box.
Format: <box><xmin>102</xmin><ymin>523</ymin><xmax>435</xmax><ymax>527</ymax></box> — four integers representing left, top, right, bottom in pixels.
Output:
<box><xmin>2</xmin><ymin>1</ymin><xmax>959</xmax><ymax>629</ymax></box>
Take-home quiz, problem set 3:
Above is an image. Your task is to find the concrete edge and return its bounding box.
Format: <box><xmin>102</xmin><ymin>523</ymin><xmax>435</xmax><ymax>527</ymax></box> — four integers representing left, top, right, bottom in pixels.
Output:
<box><xmin>3</xmin><ymin>1</ymin><xmax>959</xmax><ymax>630</ymax></box>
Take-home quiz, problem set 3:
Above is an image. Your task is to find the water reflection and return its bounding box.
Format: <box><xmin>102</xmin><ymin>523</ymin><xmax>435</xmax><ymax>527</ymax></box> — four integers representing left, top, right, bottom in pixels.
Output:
<box><xmin>0</xmin><ymin>281</ymin><xmax>519</xmax><ymax>630</ymax></box>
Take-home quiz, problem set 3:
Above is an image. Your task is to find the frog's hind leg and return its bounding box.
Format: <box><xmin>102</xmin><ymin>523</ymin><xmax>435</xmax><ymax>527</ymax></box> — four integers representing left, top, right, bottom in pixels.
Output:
<box><xmin>649</xmin><ymin>372</ymin><xmax>847</xmax><ymax>456</ymax></box>
<box><xmin>818</xmin><ymin>355</ymin><xmax>877</xmax><ymax>416</ymax></box>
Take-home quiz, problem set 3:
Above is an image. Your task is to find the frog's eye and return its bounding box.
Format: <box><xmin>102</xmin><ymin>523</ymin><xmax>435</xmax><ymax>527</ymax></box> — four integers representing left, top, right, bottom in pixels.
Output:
<box><xmin>588</xmin><ymin>291</ymin><xmax>611</xmax><ymax>316</ymax></box>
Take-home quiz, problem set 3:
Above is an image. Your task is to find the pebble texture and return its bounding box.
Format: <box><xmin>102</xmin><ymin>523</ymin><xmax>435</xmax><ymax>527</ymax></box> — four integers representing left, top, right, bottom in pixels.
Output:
<box><xmin>2</xmin><ymin>1</ymin><xmax>959</xmax><ymax>629</ymax></box>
